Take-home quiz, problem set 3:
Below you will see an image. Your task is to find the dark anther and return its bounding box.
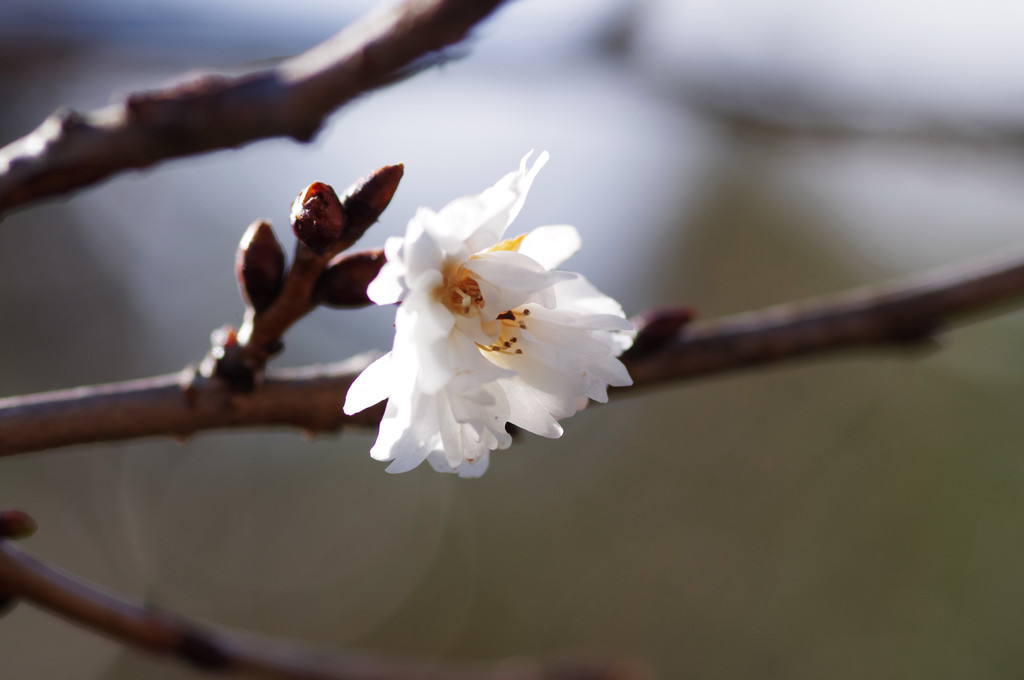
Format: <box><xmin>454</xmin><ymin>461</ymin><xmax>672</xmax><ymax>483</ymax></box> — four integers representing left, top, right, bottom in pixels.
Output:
<box><xmin>497</xmin><ymin>311</ymin><xmax>516</xmax><ymax>321</ymax></box>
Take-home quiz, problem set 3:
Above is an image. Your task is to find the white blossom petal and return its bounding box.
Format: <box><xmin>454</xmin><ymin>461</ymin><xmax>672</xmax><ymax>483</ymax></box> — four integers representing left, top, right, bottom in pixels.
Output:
<box><xmin>518</xmin><ymin>225</ymin><xmax>581</xmax><ymax>270</ymax></box>
<box><xmin>349</xmin><ymin>152</ymin><xmax>633</xmax><ymax>476</ymax></box>
<box><xmin>468</xmin><ymin>255</ymin><xmax>575</xmax><ymax>315</ymax></box>
<box><xmin>455</xmin><ymin>150</ymin><xmax>549</xmax><ymax>253</ymax></box>
<box><xmin>367</xmin><ymin>236</ymin><xmax>408</xmax><ymax>304</ymax></box>
<box><xmin>342</xmin><ymin>352</ymin><xmax>393</xmax><ymax>415</ymax></box>
<box><xmin>500</xmin><ymin>378</ymin><xmax>568</xmax><ymax>438</ymax></box>
<box><xmin>502</xmin><ymin>150</ymin><xmax>549</xmax><ymax>229</ymax></box>
<box><xmin>552</xmin><ymin>275</ymin><xmax>634</xmax><ymax>322</ymax></box>
<box><xmin>402</xmin><ymin>214</ymin><xmax>445</xmax><ymax>279</ymax></box>
<box><xmin>400</xmin><ymin>271</ymin><xmax>453</xmax><ymax>341</ymax></box>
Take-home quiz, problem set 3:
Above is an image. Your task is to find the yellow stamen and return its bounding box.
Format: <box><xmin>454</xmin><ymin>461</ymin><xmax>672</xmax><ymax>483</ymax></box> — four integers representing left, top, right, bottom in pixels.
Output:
<box><xmin>484</xmin><ymin>233</ymin><xmax>527</xmax><ymax>253</ymax></box>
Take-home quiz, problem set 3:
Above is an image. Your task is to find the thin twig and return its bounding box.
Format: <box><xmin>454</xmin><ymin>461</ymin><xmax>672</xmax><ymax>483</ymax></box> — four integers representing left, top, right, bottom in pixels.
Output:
<box><xmin>232</xmin><ymin>168</ymin><xmax>401</xmax><ymax>373</ymax></box>
<box><xmin>0</xmin><ymin>0</ymin><xmax>509</xmax><ymax>217</ymax></box>
<box><xmin>0</xmin><ymin>534</ymin><xmax>630</xmax><ymax>680</ymax></box>
<box><xmin>211</xmin><ymin>166</ymin><xmax>401</xmax><ymax>392</ymax></box>
<box><xmin>2</xmin><ymin>245</ymin><xmax>1024</xmax><ymax>457</ymax></box>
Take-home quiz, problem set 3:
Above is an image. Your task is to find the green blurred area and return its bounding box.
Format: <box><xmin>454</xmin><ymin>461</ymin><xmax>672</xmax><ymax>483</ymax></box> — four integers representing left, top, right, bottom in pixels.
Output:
<box><xmin>4</xmin><ymin>7</ymin><xmax>1024</xmax><ymax>680</ymax></box>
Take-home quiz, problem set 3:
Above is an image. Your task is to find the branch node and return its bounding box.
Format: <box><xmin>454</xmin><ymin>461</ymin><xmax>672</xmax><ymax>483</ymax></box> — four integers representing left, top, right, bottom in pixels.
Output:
<box><xmin>51</xmin><ymin>107</ymin><xmax>88</xmax><ymax>134</ymax></box>
<box><xmin>202</xmin><ymin>325</ymin><xmax>260</xmax><ymax>393</ymax></box>
<box><xmin>0</xmin><ymin>592</ymin><xmax>16</xmax><ymax>618</ymax></box>
<box><xmin>177</xmin><ymin>628</ymin><xmax>233</xmax><ymax>671</ymax></box>
<box><xmin>177</xmin><ymin>364</ymin><xmax>202</xmax><ymax>405</ymax></box>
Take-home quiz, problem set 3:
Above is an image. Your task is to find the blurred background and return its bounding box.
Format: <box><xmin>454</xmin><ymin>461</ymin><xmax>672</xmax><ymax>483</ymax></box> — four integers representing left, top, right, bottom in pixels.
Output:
<box><xmin>3</xmin><ymin>0</ymin><xmax>1024</xmax><ymax>678</ymax></box>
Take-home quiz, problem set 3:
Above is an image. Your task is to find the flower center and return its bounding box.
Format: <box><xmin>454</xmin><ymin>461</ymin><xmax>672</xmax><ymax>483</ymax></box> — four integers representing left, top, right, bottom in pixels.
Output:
<box><xmin>439</xmin><ymin>265</ymin><xmax>484</xmax><ymax>316</ymax></box>
<box><xmin>435</xmin><ymin>260</ymin><xmax>532</xmax><ymax>356</ymax></box>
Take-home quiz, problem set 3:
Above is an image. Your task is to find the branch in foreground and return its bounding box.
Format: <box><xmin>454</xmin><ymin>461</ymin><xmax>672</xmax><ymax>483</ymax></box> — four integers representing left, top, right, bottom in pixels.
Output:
<box><xmin>3</xmin><ymin>244</ymin><xmax>1024</xmax><ymax>456</ymax></box>
<box><xmin>0</xmin><ymin>0</ymin><xmax>509</xmax><ymax>217</ymax></box>
<box><xmin>0</xmin><ymin>529</ymin><xmax>631</xmax><ymax>680</ymax></box>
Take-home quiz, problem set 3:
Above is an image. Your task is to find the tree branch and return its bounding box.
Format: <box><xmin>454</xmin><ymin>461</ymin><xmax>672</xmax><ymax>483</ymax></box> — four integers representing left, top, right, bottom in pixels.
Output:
<box><xmin>0</xmin><ymin>0</ymin><xmax>509</xmax><ymax>217</ymax></box>
<box><xmin>0</xmin><ymin>531</ymin><xmax>628</xmax><ymax>680</ymax></box>
<box><xmin>3</xmin><ymin>245</ymin><xmax>1024</xmax><ymax>457</ymax></box>
<box><xmin>0</xmin><ymin>358</ymin><xmax>383</xmax><ymax>456</ymax></box>
<box><xmin>620</xmin><ymin>244</ymin><xmax>1024</xmax><ymax>389</ymax></box>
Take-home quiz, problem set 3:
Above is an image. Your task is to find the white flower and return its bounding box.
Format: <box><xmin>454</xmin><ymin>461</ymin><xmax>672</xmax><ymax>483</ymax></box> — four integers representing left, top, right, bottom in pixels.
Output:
<box><xmin>343</xmin><ymin>151</ymin><xmax>633</xmax><ymax>477</ymax></box>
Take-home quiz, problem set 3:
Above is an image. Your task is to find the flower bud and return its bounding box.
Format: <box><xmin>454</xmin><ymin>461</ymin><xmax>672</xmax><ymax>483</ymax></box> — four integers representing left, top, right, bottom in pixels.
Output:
<box><xmin>0</xmin><ymin>509</ymin><xmax>37</xmax><ymax>539</ymax></box>
<box><xmin>235</xmin><ymin>220</ymin><xmax>285</xmax><ymax>313</ymax></box>
<box><xmin>290</xmin><ymin>182</ymin><xmax>345</xmax><ymax>255</ymax></box>
<box><xmin>622</xmin><ymin>307</ymin><xmax>694</xmax><ymax>360</ymax></box>
<box><xmin>312</xmin><ymin>249</ymin><xmax>386</xmax><ymax>308</ymax></box>
<box><xmin>340</xmin><ymin>164</ymin><xmax>404</xmax><ymax>242</ymax></box>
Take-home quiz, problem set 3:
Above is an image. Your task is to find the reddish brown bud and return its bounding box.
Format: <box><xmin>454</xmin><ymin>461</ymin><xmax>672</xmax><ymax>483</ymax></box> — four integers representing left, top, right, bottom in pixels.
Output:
<box><xmin>236</xmin><ymin>220</ymin><xmax>285</xmax><ymax>313</ymax></box>
<box><xmin>0</xmin><ymin>510</ymin><xmax>37</xmax><ymax>539</ymax></box>
<box><xmin>622</xmin><ymin>307</ymin><xmax>695</xmax><ymax>360</ymax></box>
<box><xmin>291</xmin><ymin>182</ymin><xmax>345</xmax><ymax>255</ymax></box>
<box><xmin>340</xmin><ymin>164</ymin><xmax>404</xmax><ymax>240</ymax></box>
<box><xmin>312</xmin><ymin>249</ymin><xmax>386</xmax><ymax>308</ymax></box>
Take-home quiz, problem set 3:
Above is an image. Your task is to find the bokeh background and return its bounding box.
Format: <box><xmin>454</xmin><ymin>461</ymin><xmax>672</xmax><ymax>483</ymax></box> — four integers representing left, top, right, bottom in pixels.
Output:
<box><xmin>3</xmin><ymin>0</ymin><xmax>1024</xmax><ymax>678</ymax></box>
